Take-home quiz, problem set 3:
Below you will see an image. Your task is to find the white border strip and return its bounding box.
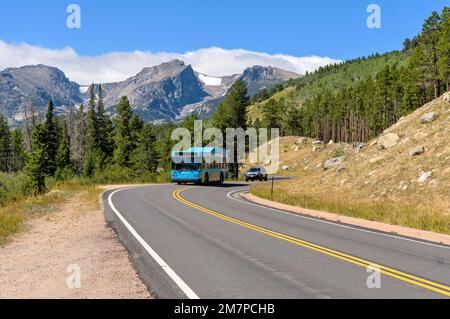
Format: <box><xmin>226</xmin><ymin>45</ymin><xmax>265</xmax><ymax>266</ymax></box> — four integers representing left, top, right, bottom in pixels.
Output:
<box><xmin>226</xmin><ymin>189</ymin><xmax>450</xmax><ymax>250</ymax></box>
<box><xmin>108</xmin><ymin>188</ymin><xmax>200</xmax><ymax>299</ymax></box>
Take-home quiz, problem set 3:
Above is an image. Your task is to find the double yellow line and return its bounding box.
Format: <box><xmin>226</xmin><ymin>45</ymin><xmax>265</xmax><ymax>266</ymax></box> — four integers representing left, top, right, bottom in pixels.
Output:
<box><xmin>173</xmin><ymin>188</ymin><xmax>450</xmax><ymax>297</ymax></box>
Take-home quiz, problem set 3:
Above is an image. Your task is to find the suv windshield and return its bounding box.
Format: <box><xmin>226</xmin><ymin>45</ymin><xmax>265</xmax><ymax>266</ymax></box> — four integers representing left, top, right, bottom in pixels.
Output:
<box><xmin>249</xmin><ymin>168</ymin><xmax>260</xmax><ymax>172</ymax></box>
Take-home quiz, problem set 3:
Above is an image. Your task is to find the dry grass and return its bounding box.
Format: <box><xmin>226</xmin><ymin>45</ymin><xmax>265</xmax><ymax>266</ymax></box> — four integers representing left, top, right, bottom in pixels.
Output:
<box><xmin>252</xmin><ymin>185</ymin><xmax>449</xmax><ymax>234</ymax></box>
<box><xmin>0</xmin><ymin>182</ymin><xmax>99</xmax><ymax>246</ymax></box>
<box><xmin>250</xmin><ymin>92</ymin><xmax>450</xmax><ymax>234</ymax></box>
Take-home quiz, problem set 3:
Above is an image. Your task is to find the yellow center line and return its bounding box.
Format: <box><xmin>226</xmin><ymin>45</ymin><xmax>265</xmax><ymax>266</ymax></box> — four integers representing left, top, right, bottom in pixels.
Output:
<box><xmin>173</xmin><ymin>188</ymin><xmax>450</xmax><ymax>297</ymax></box>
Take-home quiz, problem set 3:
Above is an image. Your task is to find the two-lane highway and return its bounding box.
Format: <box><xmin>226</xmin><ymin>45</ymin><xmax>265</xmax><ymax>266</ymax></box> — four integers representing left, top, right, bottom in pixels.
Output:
<box><xmin>104</xmin><ymin>184</ymin><xmax>450</xmax><ymax>299</ymax></box>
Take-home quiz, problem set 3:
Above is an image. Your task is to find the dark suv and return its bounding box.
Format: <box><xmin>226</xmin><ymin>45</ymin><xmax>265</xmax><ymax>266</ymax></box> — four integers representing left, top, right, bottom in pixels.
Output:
<box><xmin>245</xmin><ymin>167</ymin><xmax>268</xmax><ymax>182</ymax></box>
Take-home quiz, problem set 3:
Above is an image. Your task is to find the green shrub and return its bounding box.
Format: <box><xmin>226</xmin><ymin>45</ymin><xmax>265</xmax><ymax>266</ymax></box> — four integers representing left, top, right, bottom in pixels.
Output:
<box><xmin>0</xmin><ymin>173</ymin><xmax>32</xmax><ymax>207</ymax></box>
<box><xmin>332</xmin><ymin>147</ymin><xmax>345</xmax><ymax>158</ymax></box>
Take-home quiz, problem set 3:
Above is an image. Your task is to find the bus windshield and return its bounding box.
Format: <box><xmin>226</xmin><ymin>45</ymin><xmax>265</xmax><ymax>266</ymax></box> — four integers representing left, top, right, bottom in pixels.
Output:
<box><xmin>172</xmin><ymin>163</ymin><xmax>201</xmax><ymax>171</ymax></box>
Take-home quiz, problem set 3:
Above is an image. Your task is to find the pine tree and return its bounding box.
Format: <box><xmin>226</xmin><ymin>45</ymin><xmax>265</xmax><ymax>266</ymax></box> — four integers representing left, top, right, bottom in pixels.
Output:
<box><xmin>114</xmin><ymin>96</ymin><xmax>134</xmax><ymax>167</ymax></box>
<box><xmin>212</xmin><ymin>80</ymin><xmax>250</xmax><ymax>179</ymax></box>
<box><xmin>71</xmin><ymin>105</ymin><xmax>87</xmax><ymax>174</ymax></box>
<box><xmin>133</xmin><ymin>124</ymin><xmax>159</xmax><ymax>172</ymax></box>
<box><xmin>43</xmin><ymin>100</ymin><xmax>58</xmax><ymax>176</ymax></box>
<box><xmin>96</xmin><ymin>84</ymin><xmax>114</xmax><ymax>159</ymax></box>
<box><xmin>130</xmin><ymin>114</ymin><xmax>144</xmax><ymax>151</ymax></box>
<box><xmin>22</xmin><ymin>102</ymin><xmax>39</xmax><ymax>151</ymax></box>
<box><xmin>420</xmin><ymin>11</ymin><xmax>442</xmax><ymax>98</ymax></box>
<box><xmin>262</xmin><ymin>99</ymin><xmax>282</xmax><ymax>130</ymax></box>
<box><xmin>437</xmin><ymin>7</ymin><xmax>450</xmax><ymax>91</ymax></box>
<box><xmin>84</xmin><ymin>84</ymin><xmax>99</xmax><ymax>157</ymax></box>
<box><xmin>82</xmin><ymin>151</ymin><xmax>96</xmax><ymax>178</ymax></box>
<box><xmin>11</xmin><ymin>128</ymin><xmax>26</xmax><ymax>172</ymax></box>
<box><xmin>0</xmin><ymin>114</ymin><xmax>12</xmax><ymax>172</ymax></box>
<box><xmin>25</xmin><ymin>124</ymin><xmax>48</xmax><ymax>194</ymax></box>
<box><xmin>55</xmin><ymin>119</ymin><xmax>72</xmax><ymax>180</ymax></box>
<box><xmin>213</xmin><ymin>79</ymin><xmax>249</xmax><ymax>132</ymax></box>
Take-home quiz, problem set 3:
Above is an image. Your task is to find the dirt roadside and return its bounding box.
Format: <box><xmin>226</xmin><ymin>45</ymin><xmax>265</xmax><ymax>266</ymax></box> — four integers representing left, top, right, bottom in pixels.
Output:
<box><xmin>0</xmin><ymin>186</ymin><xmax>151</xmax><ymax>299</ymax></box>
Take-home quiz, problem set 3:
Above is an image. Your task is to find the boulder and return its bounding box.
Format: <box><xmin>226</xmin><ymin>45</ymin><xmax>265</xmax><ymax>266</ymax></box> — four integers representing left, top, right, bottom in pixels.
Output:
<box><xmin>377</xmin><ymin>133</ymin><xmax>400</xmax><ymax>149</ymax></box>
<box><xmin>312</xmin><ymin>140</ymin><xmax>324</xmax><ymax>145</ymax></box>
<box><xmin>420</xmin><ymin>112</ymin><xmax>439</xmax><ymax>124</ymax></box>
<box><xmin>354</xmin><ymin>142</ymin><xmax>367</xmax><ymax>153</ymax></box>
<box><xmin>418</xmin><ymin>171</ymin><xmax>432</xmax><ymax>184</ymax></box>
<box><xmin>282</xmin><ymin>165</ymin><xmax>289</xmax><ymax>171</ymax></box>
<box><xmin>409</xmin><ymin>146</ymin><xmax>425</xmax><ymax>157</ymax></box>
<box><xmin>297</xmin><ymin>137</ymin><xmax>307</xmax><ymax>145</ymax></box>
<box><xmin>444</xmin><ymin>92</ymin><xmax>450</xmax><ymax>103</ymax></box>
<box><xmin>324</xmin><ymin>156</ymin><xmax>345</xmax><ymax>170</ymax></box>
<box><xmin>328</xmin><ymin>140</ymin><xmax>334</xmax><ymax>145</ymax></box>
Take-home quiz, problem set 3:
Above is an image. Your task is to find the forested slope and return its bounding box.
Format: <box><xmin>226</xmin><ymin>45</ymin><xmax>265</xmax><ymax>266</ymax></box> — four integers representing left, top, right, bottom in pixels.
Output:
<box><xmin>249</xmin><ymin>8</ymin><xmax>450</xmax><ymax>144</ymax></box>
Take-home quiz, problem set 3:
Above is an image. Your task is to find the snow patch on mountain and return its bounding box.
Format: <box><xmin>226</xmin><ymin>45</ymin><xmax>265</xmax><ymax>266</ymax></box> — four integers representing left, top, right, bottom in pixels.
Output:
<box><xmin>197</xmin><ymin>73</ymin><xmax>222</xmax><ymax>86</ymax></box>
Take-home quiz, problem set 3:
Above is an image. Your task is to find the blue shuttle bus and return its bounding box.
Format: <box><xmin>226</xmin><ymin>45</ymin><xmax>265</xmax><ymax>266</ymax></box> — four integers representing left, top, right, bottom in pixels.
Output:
<box><xmin>171</xmin><ymin>147</ymin><xmax>228</xmax><ymax>185</ymax></box>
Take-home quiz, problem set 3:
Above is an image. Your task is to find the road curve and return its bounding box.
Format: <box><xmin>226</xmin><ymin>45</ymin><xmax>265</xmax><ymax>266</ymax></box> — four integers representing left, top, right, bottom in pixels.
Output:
<box><xmin>103</xmin><ymin>183</ymin><xmax>450</xmax><ymax>299</ymax></box>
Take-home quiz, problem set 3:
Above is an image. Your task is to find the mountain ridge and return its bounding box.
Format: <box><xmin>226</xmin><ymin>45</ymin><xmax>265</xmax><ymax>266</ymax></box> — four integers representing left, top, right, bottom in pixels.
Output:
<box><xmin>0</xmin><ymin>61</ymin><xmax>300</xmax><ymax>124</ymax></box>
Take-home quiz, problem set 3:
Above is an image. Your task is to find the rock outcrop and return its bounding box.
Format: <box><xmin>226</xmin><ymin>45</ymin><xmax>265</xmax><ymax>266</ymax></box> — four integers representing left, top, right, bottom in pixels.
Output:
<box><xmin>409</xmin><ymin>146</ymin><xmax>425</xmax><ymax>157</ymax></box>
<box><xmin>377</xmin><ymin>133</ymin><xmax>400</xmax><ymax>149</ymax></box>
<box><xmin>324</xmin><ymin>156</ymin><xmax>345</xmax><ymax>170</ymax></box>
<box><xmin>420</xmin><ymin>112</ymin><xmax>439</xmax><ymax>124</ymax></box>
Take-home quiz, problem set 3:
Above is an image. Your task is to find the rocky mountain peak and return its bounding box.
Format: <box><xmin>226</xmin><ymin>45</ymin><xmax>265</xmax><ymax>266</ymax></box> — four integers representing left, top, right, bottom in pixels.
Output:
<box><xmin>241</xmin><ymin>65</ymin><xmax>299</xmax><ymax>83</ymax></box>
<box><xmin>0</xmin><ymin>64</ymin><xmax>81</xmax><ymax>121</ymax></box>
<box><xmin>132</xmin><ymin>59</ymin><xmax>191</xmax><ymax>85</ymax></box>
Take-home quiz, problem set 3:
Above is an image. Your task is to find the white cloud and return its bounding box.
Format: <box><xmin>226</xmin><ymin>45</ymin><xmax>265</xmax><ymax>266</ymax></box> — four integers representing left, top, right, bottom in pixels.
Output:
<box><xmin>0</xmin><ymin>40</ymin><xmax>340</xmax><ymax>84</ymax></box>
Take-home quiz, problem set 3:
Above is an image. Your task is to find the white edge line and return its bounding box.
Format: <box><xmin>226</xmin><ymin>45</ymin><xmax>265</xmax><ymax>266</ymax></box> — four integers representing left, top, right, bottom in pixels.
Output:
<box><xmin>108</xmin><ymin>187</ymin><xmax>200</xmax><ymax>299</ymax></box>
<box><xmin>226</xmin><ymin>189</ymin><xmax>450</xmax><ymax>250</ymax></box>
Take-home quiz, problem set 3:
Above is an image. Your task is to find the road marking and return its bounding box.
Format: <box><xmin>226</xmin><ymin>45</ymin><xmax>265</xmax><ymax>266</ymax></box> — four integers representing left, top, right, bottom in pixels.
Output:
<box><xmin>174</xmin><ymin>188</ymin><xmax>450</xmax><ymax>297</ymax></box>
<box><xmin>108</xmin><ymin>188</ymin><xmax>200</xmax><ymax>299</ymax></box>
<box><xmin>226</xmin><ymin>189</ymin><xmax>450</xmax><ymax>250</ymax></box>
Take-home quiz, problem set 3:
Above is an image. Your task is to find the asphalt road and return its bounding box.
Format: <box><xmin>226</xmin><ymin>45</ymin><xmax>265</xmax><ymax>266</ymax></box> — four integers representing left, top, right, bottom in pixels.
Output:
<box><xmin>104</xmin><ymin>183</ymin><xmax>450</xmax><ymax>299</ymax></box>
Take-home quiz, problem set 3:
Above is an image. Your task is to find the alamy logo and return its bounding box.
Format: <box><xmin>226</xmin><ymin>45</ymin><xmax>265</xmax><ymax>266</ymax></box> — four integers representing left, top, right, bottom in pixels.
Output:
<box><xmin>367</xmin><ymin>4</ymin><xmax>381</xmax><ymax>29</ymax></box>
<box><xmin>66</xmin><ymin>264</ymin><xmax>81</xmax><ymax>289</ymax></box>
<box><xmin>66</xmin><ymin>4</ymin><xmax>81</xmax><ymax>29</ymax></box>
<box><xmin>366</xmin><ymin>264</ymin><xmax>381</xmax><ymax>289</ymax></box>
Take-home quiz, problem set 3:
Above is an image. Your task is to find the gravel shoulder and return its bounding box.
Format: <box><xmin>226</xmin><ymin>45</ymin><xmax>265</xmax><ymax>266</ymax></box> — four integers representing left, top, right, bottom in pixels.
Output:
<box><xmin>0</xmin><ymin>186</ymin><xmax>151</xmax><ymax>299</ymax></box>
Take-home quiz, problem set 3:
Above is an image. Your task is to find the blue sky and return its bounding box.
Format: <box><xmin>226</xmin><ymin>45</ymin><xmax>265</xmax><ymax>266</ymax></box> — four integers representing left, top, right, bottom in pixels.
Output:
<box><xmin>1</xmin><ymin>0</ymin><xmax>448</xmax><ymax>59</ymax></box>
<box><xmin>0</xmin><ymin>1</ymin><xmax>448</xmax><ymax>83</ymax></box>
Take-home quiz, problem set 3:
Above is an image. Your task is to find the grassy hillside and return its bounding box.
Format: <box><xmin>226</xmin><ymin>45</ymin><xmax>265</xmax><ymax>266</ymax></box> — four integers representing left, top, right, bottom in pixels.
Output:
<box><xmin>248</xmin><ymin>51</ymin><xmax>409</xmax><ymax>123</ymax></box>
<box><xmin>250</xmin><ymin>91</ymin><xmax>450</xmax><ymax>234</ymax></box>
<box><xmin>248</xmin><ymin>87</ymin><xmax>297</xmax><ymax>121</ymax></box>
